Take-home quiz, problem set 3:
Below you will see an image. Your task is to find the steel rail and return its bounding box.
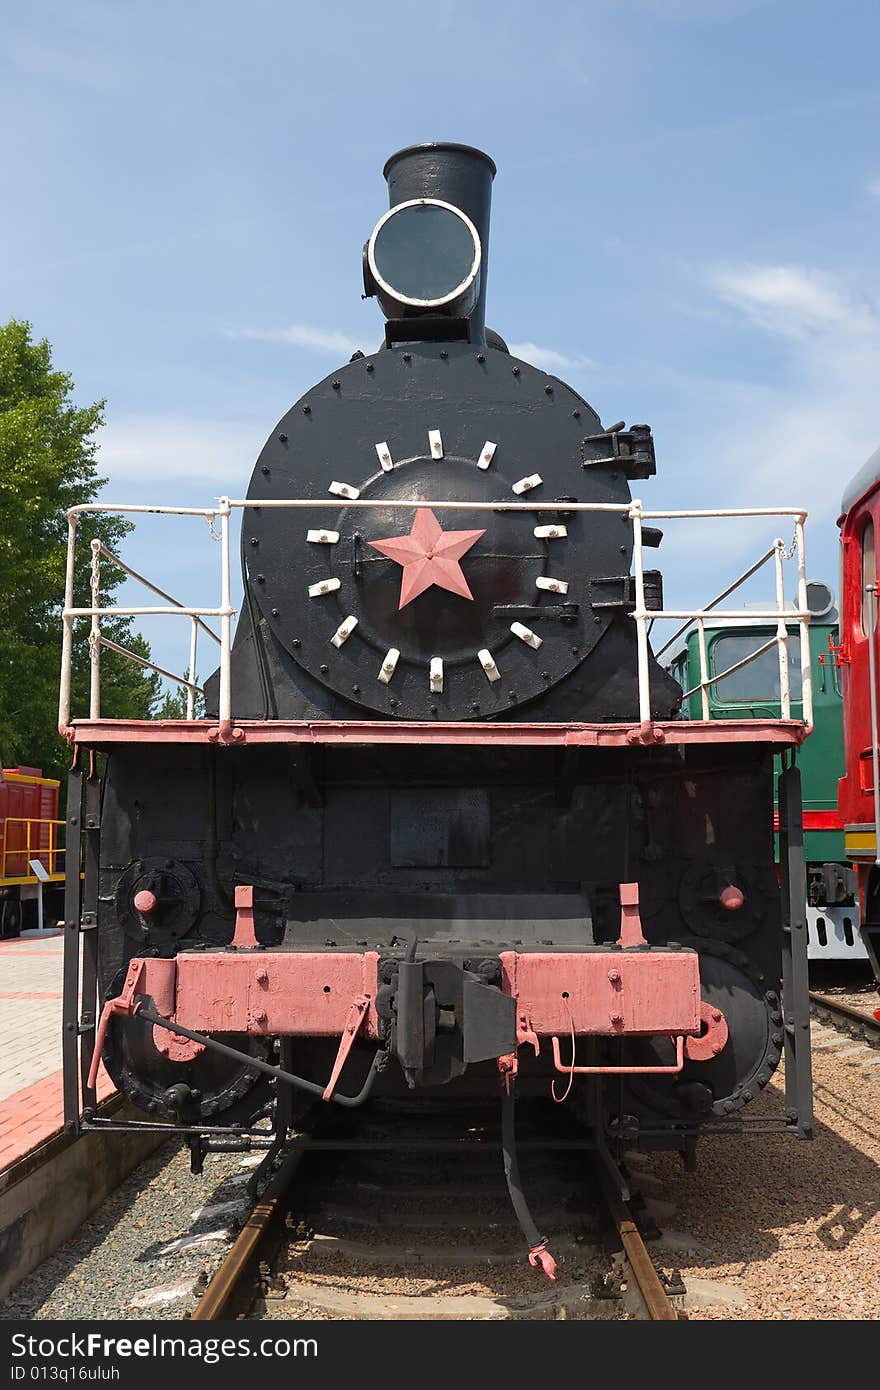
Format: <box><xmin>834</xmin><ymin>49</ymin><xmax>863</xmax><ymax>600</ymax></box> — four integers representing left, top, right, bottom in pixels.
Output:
<box><xmin>808</xmin><ymin>991</ymin><xmax>880</xmax><ymax>1041</ymax></box>
<box><xmin>604</xmin><ymin>1193</ymin><xmax>680</xmax><ymax>1321</ymax></box>
<box><xmin>190</xmin><ymin>1145</ymin><xmax>308</xmax><ymax>1321</ymax></box>
<box><xmin>189</xmin><ymin>1115</ymin><xmax>681</xmax><ymax>1322</ymax></box>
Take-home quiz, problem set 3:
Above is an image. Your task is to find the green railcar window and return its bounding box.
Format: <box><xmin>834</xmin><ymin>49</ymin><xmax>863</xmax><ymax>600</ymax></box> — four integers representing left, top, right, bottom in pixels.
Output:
<box><xmin>712</xmin><ymin>635</ymin><xmax>802</xmax><ymax>702</ymax></box>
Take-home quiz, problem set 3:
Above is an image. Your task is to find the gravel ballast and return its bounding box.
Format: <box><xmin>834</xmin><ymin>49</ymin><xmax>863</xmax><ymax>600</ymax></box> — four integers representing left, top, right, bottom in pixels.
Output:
<box><xmin>0</xmin><ymin>1144</ymin><xmax>260</xmax><ymax>1319</ymax></box>
<box><xmin>643</xmin><ymin>1034</ymin><xmax>880</xmax><ymax>1319</ymax></box>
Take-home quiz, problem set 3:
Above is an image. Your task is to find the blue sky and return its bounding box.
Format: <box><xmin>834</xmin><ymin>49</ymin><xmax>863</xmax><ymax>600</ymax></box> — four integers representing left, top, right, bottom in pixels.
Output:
<box><xmin>3</xmin><ymin>0</ymin><xmax>879</xmax><ymax>693</ymax></box>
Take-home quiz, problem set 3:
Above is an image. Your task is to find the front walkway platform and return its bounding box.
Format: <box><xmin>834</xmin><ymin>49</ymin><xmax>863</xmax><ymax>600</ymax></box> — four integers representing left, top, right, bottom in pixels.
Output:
<box><xmin>64</xmin><ymin>716</ymin><xmax>810</xmax><ymax>748</ymax></box>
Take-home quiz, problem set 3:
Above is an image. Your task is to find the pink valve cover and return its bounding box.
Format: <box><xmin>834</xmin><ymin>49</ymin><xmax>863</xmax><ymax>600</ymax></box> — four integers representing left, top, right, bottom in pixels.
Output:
<box><xmin>170</xmin><ymin>952</ymin><xmax>381</xmax><ymax>1036</ymax></box>
<box><xmin>500</xmin><ymin>951</ymin><xmax>701</xmax><ymax>1036</ymax></box>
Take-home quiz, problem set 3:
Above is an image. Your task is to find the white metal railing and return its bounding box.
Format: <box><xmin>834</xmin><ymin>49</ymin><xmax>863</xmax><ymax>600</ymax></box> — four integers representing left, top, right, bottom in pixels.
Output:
<box><xmin>654</xmin><ymin>535</ymin><xmax>812</xmax><ymax>724</ymax></box>
<box><xmin>75</xmin><ymin>538</ymin><xmax>221</xmax><ymax>722</ymax></box>
<box><xmin>58</xmin><ymin>497</ymin><xmax>813</xmax><ymax>735</ymax></box>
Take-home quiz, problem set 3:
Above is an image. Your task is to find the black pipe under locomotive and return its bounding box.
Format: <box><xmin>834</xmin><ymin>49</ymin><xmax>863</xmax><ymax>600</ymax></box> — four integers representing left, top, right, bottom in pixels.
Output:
<box><xmin>67</xmin><ymin>145</ymin><xmax>813</xmax><ymax>1244</ymax></box>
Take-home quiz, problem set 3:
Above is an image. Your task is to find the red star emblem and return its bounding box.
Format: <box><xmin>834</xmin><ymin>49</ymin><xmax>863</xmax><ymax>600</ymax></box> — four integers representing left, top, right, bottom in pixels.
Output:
<box><xmin>368</xmin><ymin>507</ymin><xmax>486</xmax><ymax>610</ymax></box>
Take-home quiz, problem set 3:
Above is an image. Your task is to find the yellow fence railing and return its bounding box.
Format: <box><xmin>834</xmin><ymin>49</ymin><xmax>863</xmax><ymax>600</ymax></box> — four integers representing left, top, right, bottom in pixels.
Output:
<box><xmin>1</xmin><ymin>818</ymin><xmax>66</xmax><ymax>882</ymax></box>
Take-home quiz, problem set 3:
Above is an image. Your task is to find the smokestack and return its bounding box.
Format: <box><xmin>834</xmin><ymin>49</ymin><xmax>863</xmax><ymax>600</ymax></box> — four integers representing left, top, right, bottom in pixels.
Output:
<box><xmin>376</xmin><ymin>142</ymin><xmax>496</xmax><ymax>344</ymax></box>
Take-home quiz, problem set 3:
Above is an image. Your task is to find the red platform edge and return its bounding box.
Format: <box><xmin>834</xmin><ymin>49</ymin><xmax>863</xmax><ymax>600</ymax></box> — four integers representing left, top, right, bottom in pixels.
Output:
<box><xmin>63</xmin><ymin>717</ymin><xmax>808</xmax><ymax>748</ymax></box>
<box><xmin>0</xmin><ymin>1066</ymin><xmax>114</xmax><ymax>1172</ymax></box>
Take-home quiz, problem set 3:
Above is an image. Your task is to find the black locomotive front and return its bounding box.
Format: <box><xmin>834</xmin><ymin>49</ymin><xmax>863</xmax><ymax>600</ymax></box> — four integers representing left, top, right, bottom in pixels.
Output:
<box><xmin>215</xmin><ymin>143</ymin><xmax>675</xmax><ymax>727</ymax></box>
<box><xmin>86</xmin><ymin>145</ymin><xmax>806</xmax><ymax>1172</ymax></box>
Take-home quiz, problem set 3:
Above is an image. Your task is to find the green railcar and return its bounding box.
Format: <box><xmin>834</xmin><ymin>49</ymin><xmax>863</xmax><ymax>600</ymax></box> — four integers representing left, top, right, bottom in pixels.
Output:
<box><xmin>667</xmin><ymin>597</ymin><xmax>864</xmax><ymax>962</ymax></box>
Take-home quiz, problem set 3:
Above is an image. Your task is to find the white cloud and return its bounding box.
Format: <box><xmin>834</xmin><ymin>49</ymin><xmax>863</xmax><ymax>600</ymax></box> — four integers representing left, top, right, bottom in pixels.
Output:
<box><xmin>233</xmin><ymin>326</ymin><xmax>597</xmax><ymax>373</ymax></box>
<box><xmin>720</xmin><ymin>351</ymin><xmax>880</xmax><ymax>523</ymax></box>
<box><xmin>699</xmin><ymin>260</ymin><xmax>880</xmax><ymax>532</ymax></box>
<box><xmin>705</xmin><ymin>263</ymin><xmax>876</xmax><ymax>338</ymax></box>
<box><xmin>867</xmin><ymin>177</ymin><xmax>880</xmax><ymax>200</ymax></box>
<box><xmin>233</xmin><ymin>326</ymin><xmax>597</xmax><ymax>374</ymax></box>
<box><xmin>231</xmin><ymin>323</ymin><xmax>364</xmax><ymax>357</ymax></box>
<box><xmin>97</xmin><ymin>414</ymin><xmax>264</xmax><ymax>487</ymax></box>
<box><xmin>508</xmin><ymin>341</ymin><xmax>597</xmax><ymax>371</ymax></box>
<box><xmin>623</xmin><ymin>258</ymin><xmax>880</xmax><ymax>625</ymax></box>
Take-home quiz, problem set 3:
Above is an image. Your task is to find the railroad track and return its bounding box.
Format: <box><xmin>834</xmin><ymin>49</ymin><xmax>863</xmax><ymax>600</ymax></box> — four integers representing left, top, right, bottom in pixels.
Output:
<box><xmin>808</xmin><ymin>990</ymin><xmax>880</xmax><ymax>1046</ymax></box>
<box><xmin>190</xmin><ymin>997</ymin><xmax>880</xmax><ymax>1324</ymax></box>
<box><xmin>190</xmin><ymin>1103</ymin><xmax>681</xmax><ymax>1322</ymax></box>
<box><xmin>190</xmin><ymin>1145</ymin><xmax>307</xmax><ymax>1321</ymax></box>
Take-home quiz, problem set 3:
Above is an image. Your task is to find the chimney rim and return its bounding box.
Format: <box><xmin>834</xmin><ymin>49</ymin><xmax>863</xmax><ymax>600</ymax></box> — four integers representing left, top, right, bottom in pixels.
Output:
<box><xmin>383</xmin><ymin>142</ymin><xmax>497</xmax><ymax>182</ymax></box>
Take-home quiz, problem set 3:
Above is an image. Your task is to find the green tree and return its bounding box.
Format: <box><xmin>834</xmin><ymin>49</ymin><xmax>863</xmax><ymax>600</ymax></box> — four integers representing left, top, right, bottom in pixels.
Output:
<box><xmin>0</xmin><ymin>320</ymin><xmax>160</xmax><ymax>781</ymax></box>
<box><xmin>153</xmin><ymin>682</ymin><xmax>205</xmax><ymax>720</ymax></box>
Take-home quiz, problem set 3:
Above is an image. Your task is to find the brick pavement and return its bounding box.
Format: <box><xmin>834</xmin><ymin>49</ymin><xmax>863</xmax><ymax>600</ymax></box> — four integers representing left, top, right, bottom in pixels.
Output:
<box><xmin>0</xmin><ymin>928</ymin><xmax>113</xmax><ymax>1167</ymax></box>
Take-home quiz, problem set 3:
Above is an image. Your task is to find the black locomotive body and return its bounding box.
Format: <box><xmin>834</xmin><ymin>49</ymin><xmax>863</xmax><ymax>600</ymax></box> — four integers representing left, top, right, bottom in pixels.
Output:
<box><xmin>100</xmin><ymin>739</ymin><xmax>786</xmax><ymax>1129</ymax></box>
<box><xmin>72</xmin><ymin>144</ymin><xmax>812</xmax><ymax>1187</ymax></box>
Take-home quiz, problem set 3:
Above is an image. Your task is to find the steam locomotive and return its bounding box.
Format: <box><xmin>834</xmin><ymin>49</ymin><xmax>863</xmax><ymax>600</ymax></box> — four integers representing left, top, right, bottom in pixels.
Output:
<box><xmin>67</xmin><ymin>146</ymin><xmax>814</xmax><ymax>1260</ymax></box>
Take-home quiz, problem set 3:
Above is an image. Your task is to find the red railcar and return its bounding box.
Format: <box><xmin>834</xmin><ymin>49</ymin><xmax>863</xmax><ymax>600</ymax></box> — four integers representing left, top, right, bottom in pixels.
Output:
<box><xmin>837</xmin><ymin>444</ymin><xmax>880</xmax><ymax>996</ymax></box>
<box><xmin>0</xmin><ymin>765</ymin><xmax>65</xmax><ymax>936</ymax></box>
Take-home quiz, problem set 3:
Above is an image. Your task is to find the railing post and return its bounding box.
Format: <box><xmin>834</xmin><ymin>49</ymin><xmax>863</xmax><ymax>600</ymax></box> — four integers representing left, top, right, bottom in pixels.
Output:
<box><xmin>88</xmin><ymin>539</ymin><xmax>102</xmax><ymax>719</ymax></box>
<box><xmin>773</xmin><ymin>539</ymin><xmax>791</xmax><ymax>719</ymax></box>
<box><xmin>795</xmin><ymin>518</ymin><xmax>813</xmax><ymax>732</ymax></box>
<box><xmin>79</xmin><ymin>765</ymin><xmax>101</xmax><ymax>1114</ymax></box>
<box><xmin>696</xmin><ymin>618</ymin><xmax>710</xmax><ymax>720</ymax></box>
<box><xmin>58</xmin><ymin>512</ymin><xmax>78</xmax><ymax>732</ymax></box>
<box><xmin>187</xmin><ymin>617</ymin><xmax>198</xmax><ymax>721</ymax></box>
<box><xmin>778</xmin><ymin>757</ymin><xmax>813</xmax><ymax>1138</ymax></box>
<box><xmin>218</xmin><ymin>499</ymin><xmax>233</xmax><ymax>735</ymax></box>
<box><xmin>62</xmin><ymin>763</ymin><xmax>83</xmax><ymax>1132</ymax></box>
<box><xmin>630</xmin><ymin>500</ymin><xmax>651</xmax><ymax>725</ymax></box>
